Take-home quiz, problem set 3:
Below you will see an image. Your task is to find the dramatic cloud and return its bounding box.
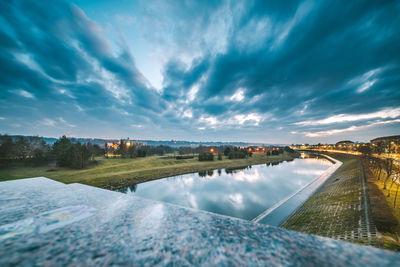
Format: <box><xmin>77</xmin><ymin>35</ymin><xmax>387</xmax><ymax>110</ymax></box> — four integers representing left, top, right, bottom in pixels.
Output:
<box><xmin>296</xmin><ymin>107</ymin><xmax>400</xmax><ymax>126</ymax></box>
<box><xmin>0</xmin><ymin>0</ymin><xmax>399</xmax><ymax>143</ymax></box>
<box><xmin>303</xmin><ymin>119</ymin><xmax>400</xmax><ymax>138</ymax></box>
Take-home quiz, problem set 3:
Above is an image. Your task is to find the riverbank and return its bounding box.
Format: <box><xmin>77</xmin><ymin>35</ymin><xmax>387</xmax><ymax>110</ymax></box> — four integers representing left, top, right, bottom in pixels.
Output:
<box><xmin>281</xmin><ymin>153</ymin><xmax>378</xmax><ymax>247</ymax></box>
<box><xmin>0</xmin><ymin>152</ymin><xmax>299</xmax><ymax>190</ymax></box>
<box><xmin>362</xmin><ymin>158</ymin><xmax>400</xmax><ymax>251</ymax></box>
<box><xmin>253</xmin><ymin>155</ymin><xmax>341</xmax><ymax>226</ymax></box>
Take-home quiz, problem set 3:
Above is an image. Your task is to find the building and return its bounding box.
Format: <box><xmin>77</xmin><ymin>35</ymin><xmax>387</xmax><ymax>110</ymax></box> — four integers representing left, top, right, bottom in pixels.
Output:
<box><xmin>371</xmin><ymin>135</ymin><xmax>400</xmax><ymax>154</ymax></box>
<box><xmin>335</xmin><ymin>140</ymin><xmax>354</xmax><ymax>146</ymax></box>
<box><xmin>370</xmin><ymin>135</ymin><xmax>400</xmax><ymax>146</ymax></box>
<box><xmin>105</xmin><ymin>139</ymin><xmax>147</xmax><ymax>158</ymax></box>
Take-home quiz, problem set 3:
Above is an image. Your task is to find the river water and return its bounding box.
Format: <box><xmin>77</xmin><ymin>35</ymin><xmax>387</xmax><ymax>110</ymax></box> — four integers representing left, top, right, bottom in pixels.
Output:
<box><xmin>127</xmin><ymin>157</ymin><xmax>332</xmax><ymax>221</ymax></box>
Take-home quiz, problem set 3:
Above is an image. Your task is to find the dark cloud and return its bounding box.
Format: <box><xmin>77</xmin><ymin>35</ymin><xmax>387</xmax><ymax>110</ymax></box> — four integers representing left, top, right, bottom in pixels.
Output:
<box><xmin>166</xmin><ymin>0</ymin><xmax>400</xmax><ymax>137</ymax></box>
<box><xmin>0</xmin><ymin>0</ymin><xmax>167</xmax><ymax>136</ymax></box>
<box><xmin>0</xmin><ymin>0</ymin><xmax>399</xmax><ymax>142</ymax></box>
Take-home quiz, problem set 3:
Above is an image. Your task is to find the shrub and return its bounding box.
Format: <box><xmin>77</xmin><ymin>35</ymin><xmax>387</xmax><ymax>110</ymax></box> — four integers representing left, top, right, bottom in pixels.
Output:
<box><xmin>198</xmin><ymin>152</ymin><xmax>214</xmax><ymax>161</ymax></box>
<box><xmin>228</xmin><ymin>151</ymin><xmax>247</xmax><ymax>159</ymax></box>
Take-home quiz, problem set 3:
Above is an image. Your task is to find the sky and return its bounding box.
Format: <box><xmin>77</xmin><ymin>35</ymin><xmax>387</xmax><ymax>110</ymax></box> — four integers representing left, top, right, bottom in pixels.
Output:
<box><xmin>0</xmin><ymin>0</ymin><xmax>399</xmax><ymax>144</ymax></box>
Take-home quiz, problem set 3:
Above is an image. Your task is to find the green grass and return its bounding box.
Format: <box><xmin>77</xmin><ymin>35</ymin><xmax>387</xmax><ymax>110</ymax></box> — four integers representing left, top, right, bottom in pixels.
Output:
<box><xmin>0</xmin><ymin>152</ymin><xmax>298</xmax><ymax>189</ymax></box>
<box><xmin>370</xmin><ymin>171</ymin><xmax>400</xmax><ymax>251</ymax></box>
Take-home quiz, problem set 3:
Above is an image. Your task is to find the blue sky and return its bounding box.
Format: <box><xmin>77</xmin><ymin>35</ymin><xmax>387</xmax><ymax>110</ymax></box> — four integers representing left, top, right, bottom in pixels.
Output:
<box><xmin>0</xmin><ymin>0</ymin><xmax>399</xmax><ymax>143</ymax></box>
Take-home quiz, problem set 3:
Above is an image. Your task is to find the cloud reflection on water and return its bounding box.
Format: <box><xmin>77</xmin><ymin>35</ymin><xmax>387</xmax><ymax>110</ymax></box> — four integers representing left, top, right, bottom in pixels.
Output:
<box><xmin>133</xmin><ymin>158</ymin><xmax>331</xmax><ymax>220</ymax></box>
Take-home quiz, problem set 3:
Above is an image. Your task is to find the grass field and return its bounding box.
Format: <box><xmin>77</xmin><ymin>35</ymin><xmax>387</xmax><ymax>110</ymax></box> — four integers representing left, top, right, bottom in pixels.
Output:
<box><xmin>0</xmin><ymin>152</ymin><xmax>298</xmax><ymax>190</ymax></box>
<box><xmin>365</xmin><ymin>164</ymin><xmax>400</xmax><ymax>251</ymax></box>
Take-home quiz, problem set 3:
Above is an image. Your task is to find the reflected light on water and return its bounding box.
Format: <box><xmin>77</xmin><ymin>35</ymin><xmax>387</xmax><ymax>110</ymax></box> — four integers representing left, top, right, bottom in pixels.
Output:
<box><xmin>130</xmin><ymin>158</ymin><xmax>332</xmax><ymax>220</ymax></box>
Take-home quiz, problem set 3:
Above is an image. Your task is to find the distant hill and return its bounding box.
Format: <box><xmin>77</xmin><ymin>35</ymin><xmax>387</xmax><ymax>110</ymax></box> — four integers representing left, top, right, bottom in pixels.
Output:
<box><xmin>1</xmin><ymin>135</ymin><xmax>281</xmax><ymax>147</ymax></box>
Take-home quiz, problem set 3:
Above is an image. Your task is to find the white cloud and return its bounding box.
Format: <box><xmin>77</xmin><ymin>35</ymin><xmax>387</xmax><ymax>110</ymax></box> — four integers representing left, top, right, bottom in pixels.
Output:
<box><xmin>75</xmin><ymin>105</ymin><xmax>84</xmax><ymax>112</ymax></box>
<box><xmin>42</xmin><ymin>118</ymin><xmax>56</xmax><ymax>127</ymax></box>
<box><xmin>199</xmin><ymin>115</ymin><xmax>218</xmax><ymax>126</ymax></box>
<box><xmin>187</xmin><ymin>84</ymin><xmax>200</xmax><ymax>103</ymax></box>
<box><xmin>296</xmin><ymin>107</ymin><xmax>400</xmax><ymax>126</ymax></box>
<box><xmin>229</xmin><ymin>88</ymin><xmax>245</xmax><ymax>102</ymax></box>
<box><xmin>233</xmin><ymin>113</ymin><xmax>263</xmax><ymax>126</ymax></box>
<box><xmin>348</xmin><ymin>67</ymin><xmax>383</xmax><ymax>93</ymax></box>
<box><xmin>10</xmin><ymin>89</ymin><xmax>35</xmax><ymax>99</ymax></box>
<box><xmin>304</xmin><ymin>119</ymin><xmax>400</xmax><ymax>137</ymax></box>
<box><xmin>131</xmin><ymin>124</ymin><xmax>143</xmax><ymax>128</ymax></box>
<box><xmin>182</xmin><ymin>109</ymin><xmax>193</xmax><ymax>118</ymax></box>
<box><xmin>58</xmin><ymin>117</ymin><xmax>76</xmax><ymax>128</ymax></box>
<box><xmin>357</xmin><ymin>79</ymin><xmax>376</xmax><ymax>93</ymax></box>
<box><xmin>228</xmin><ymin>193</ymin><xmax>244</xmax><ymax>209</ymax></box>
<box><xmin>198</xmin><ymin>112</ymin><xmax>266</xmax><ymax>130</ymax></box>
<box><xmin>233</xmin><ymin>169</ymin><xmax>261</xmax><ymax>182</ymax></box>
<box><xmin>0</xmin><ymin>117</ymin><xmax>5</xmax><ymax>120</ymax></box>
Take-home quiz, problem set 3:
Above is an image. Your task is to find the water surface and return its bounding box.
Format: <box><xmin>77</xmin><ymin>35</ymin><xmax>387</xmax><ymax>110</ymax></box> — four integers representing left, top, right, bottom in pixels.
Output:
<box><xmin>129</xmin><ymin>157</ymin><xmax>332</xmax><ymax>220</ymax></box>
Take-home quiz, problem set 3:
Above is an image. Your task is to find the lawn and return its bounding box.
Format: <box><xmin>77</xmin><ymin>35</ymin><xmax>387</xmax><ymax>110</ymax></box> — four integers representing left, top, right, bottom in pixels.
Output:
<box><xmin>0</xmin><ymin>152</ymin><xmax>298</xmax><ymax>190</ymax></box>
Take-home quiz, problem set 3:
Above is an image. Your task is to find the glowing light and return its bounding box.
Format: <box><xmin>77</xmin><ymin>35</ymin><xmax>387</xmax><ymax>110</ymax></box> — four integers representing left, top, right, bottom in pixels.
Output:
<box><xmin>210</xmin><ymin>148</ymin><xmax>214</xmax><ymax>153</ymax></box>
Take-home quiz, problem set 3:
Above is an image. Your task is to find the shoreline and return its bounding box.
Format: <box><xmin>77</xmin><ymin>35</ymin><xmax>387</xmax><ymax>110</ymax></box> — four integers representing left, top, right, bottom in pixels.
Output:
<box><xmin>0</xmin><ymin>152</ymin><xmax>300</xmax><ymax>190</ymax></box>
<box><xmin>281</xmin><ymin>153</ymin><xmax>378</xmax><ymax>247</ymax></box>
<box><xmin>103</xmin><ymin>152</ymin><xmax>300</xmax><ymax>190</ymax></box>
<box><xmin>252</xmin><ymin>154</ymin><xmax>342</xmax><ymax>226</ymax></box>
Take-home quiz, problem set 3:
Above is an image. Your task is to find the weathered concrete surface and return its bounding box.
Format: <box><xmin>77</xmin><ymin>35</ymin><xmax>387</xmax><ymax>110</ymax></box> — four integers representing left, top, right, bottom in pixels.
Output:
<box><xmin>0</xmin><ymin>177</ymin><xmax>399</xmax><ymax>266</ymax></box>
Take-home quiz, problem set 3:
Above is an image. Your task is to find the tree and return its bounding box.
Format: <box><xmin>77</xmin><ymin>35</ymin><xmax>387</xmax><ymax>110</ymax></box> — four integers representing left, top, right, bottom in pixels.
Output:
<box><xmin>228</xmin><ymin>151</ymin><xmax>247</xmax><ymax>159</ymax></box>
<box><xmin>359</xmin><ymin>145</ymin><xmax>372</xmax><ymax>158</ymax></box>
<box><xmin>53</xmin><ymin>136</ymin><xmax>90</xmax><ymax>169</ymax></box>
<box><xmin>14</xmin><ymin>137</ymin><xmax>30</xmax><ymax>161</ymax></box>
<box><xmin>370</xmin><ymin>157</ymin><xmax>384</xmax><ymax>180</ymax></box>
<box><xmin>69</xmin><ymin>143</ymin><xmax>90</xmax><ymax>169</ymax></box>
<box><xmin>376</xmin><ymin>141</ymin><xmax>384</xmax><ymax>155</ymax></box>
<box><xmin>117</xmin><ymin>140</ymin><xmax>128</xmax><ymax>157</ymax></box>
<box><xmin>218</xmin><ymin>152</ymin><xmax>222</xmax><ymax>160</ymax></box>
<box><xmin>224</xmin><ymin>147</ymin><xmax>231</xmax><ymax>156</ymax></box>
<box><xmin>383</xmin><ymin>158</ymin><xmax>394</xmax><ymax>190</ymax></box>
<box><xmin>0</xmin><ymin>135</ymin><xmax>14</xmax><ymax>161</ymax></box>
<box><xmin>127</xmin><ymin>145</ymin><xmax>136</xmax><ymax>158</ymax></box>
<box><xmin>53</xmin><ymin>136</ymin><xmax>72</xmax><ymax>167</ymax></box>
<box><xmin>392</xmin><ymin>166</ymin><xmax>400</xmax><ymax>207</ymax></box>
<box><xmin>284</xmin><ymin>146</ymin><xmax>294</xmax><ymax>153</ymax></box>
<box><xmin>198</xmin><ymin>152</ymin><xmax>214</xmax><ymax>161</ymax></box>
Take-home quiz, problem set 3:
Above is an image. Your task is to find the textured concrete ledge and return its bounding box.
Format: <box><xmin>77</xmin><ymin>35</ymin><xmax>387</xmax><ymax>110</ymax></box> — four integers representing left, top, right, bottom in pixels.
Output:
<box><xmin>0</xmin><ymin>177</ymin><xmax>399</xmax><ymax>266</ymax></box>
<box><xmin>253</xmin><ymin>155</ymin><xmax>342</xmax><ymax>226</ymax></box>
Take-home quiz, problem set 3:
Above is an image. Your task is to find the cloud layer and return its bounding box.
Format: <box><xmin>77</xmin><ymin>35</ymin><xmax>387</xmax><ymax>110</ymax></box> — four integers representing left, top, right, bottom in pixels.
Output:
<box><xmin>0</xmin><ymin>0</ymin><xmax>399</xmax><ymax>143</ymax></box>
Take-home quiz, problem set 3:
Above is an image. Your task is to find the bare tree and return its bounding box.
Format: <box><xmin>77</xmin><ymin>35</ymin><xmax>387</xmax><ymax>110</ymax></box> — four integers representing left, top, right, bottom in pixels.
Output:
<box><xmin>383</xmin><ymin>158</ymin><xmax>394</xmax><ymax>190</ymax></box>
<box><xmin>370</xmin><ymin>157</ymin><xmax>383</xmax><ymax>180</ymax></box>
<box><xmin>387</xmin><ymin>166</ymin><xmax>399</xmax><ymax>198</ymax></box>
<box><xmin>391</xmin><ymin>166</ymin><xmax>400</xmax><ymax>207</ymax></box>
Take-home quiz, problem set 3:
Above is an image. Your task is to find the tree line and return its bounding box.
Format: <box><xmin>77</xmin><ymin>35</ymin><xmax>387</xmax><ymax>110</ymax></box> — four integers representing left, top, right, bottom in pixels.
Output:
<box><xmin>0</xmin><ymin>135</ymin><xmax>104</xmax><ymax>169</ymax></box>
<box><xmin>111</xmin><ymin>140</ymin><xmax>174</xmax><ymax>158</ymax></box>
<box><xmin>367</xmin><ymin>155</ymin><xmax>400</xmax><ymax>208</ymax></box>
